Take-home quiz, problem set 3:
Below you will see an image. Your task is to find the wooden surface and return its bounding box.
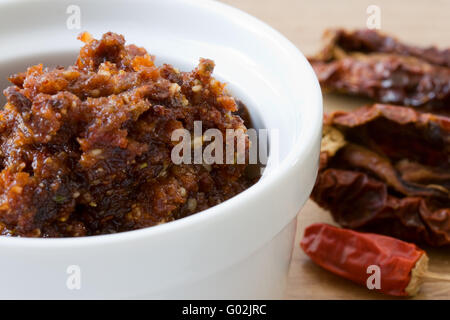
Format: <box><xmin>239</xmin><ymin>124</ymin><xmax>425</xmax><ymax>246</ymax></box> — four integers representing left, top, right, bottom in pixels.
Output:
<box><xmin>221</xmin><ymin>0</ymin><xmax>450</xmax><ymax>299</ymax></box>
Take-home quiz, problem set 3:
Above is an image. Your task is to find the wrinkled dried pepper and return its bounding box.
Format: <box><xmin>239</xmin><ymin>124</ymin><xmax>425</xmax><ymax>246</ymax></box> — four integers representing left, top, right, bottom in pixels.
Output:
<box><xmin>301</xmin><ymin>223</ymin><xmax>429</xmax><ymax>296</ymax></box>
<box><xmin>311</xmin><ymin>104</ymin><xmax>450</xmax><ymax>246</ymax></box>
<box><xmin>309</xmin><ymin>29</ymin><xmax>450</xmax><ymax>110</ymax></box>
<box><xmin>314</xmin><ymin>29</ymin><xmax>450</xmax><ymax>68</ymax></box>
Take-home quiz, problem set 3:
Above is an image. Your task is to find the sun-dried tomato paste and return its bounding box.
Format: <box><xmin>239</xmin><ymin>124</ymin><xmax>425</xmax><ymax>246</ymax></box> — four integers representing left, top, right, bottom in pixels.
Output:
<box><xmin>0</xmin><ymin>32</ymin><xmax>259</xmax><ymax>237</ymax></box>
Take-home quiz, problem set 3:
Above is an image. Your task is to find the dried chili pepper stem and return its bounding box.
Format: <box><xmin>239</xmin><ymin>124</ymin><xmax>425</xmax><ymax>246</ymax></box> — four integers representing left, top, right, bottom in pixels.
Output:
<box><xmin>412</xmin><ymin>258</ymin><xmax>450</xmax><ymax>283</ymax></box>
<box><xmin>301</xmin><ymin>223</ymin><xmax>450</xmax><ymax>296</ymax></box>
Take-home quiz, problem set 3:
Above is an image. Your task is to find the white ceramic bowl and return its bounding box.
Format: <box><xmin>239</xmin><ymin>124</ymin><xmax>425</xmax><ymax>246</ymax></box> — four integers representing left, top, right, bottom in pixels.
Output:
<box><xmin>0</xmin><ymin>0</ymin><xmax>322</xmax><ymax>299</ymax></box>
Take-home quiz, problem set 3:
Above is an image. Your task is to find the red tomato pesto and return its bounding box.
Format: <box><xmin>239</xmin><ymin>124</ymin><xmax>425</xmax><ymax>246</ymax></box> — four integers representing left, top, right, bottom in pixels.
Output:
<box><xmin>0</xmin><ymin>32</ymin><xmax>260</xmax><ymax>237</ymax></box>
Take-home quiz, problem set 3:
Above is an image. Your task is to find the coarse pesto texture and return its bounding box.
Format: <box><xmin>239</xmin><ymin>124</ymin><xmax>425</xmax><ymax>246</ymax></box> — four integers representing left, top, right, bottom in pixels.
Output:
<box><xmin>0</xmin><ymin>32</ymin><xmax>259</xmax><ymax>237</ymax></box>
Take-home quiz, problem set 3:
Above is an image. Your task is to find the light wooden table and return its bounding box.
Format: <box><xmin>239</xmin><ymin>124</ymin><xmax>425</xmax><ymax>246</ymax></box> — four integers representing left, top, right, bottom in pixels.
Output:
<box><xmin>222</xmin><ymin>0</ymin><xmax>450</xmax><ymax>299</ymax></box>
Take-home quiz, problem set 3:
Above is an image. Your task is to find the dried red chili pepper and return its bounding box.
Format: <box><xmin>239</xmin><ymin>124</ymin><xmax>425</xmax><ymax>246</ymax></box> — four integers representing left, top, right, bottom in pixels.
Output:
<box><xmin>301</xmin><ymin>223</ymin><xmax>431</xmax><ymax>296</ymax></box>
<box><xmin>314</xmin><ymin>29</ymin><xmax>450</xmax><ymax>68</ymax></box>
<box><xmin>311</xmin><ymin>104</ymin><xmax>450</xmax><ymax>246</ymax></box>
<box><xmin>309</xmin><ymin>29</ymin><xmax>450</xmax><ymax>110</ymax></box>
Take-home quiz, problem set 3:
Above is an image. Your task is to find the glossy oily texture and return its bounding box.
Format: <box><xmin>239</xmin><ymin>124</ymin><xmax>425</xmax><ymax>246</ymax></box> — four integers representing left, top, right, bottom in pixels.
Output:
<box><xmin>0</xmin><ymin>31</ymin><xmax>259</xmax><ymax>237</ymax></box>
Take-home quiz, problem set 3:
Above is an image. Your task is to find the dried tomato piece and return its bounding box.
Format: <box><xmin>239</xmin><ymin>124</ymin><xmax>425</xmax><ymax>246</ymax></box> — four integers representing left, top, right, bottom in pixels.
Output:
<box><xmin>314</xmin><ymin>29</ymin><xmax>450</xmax><ymax>67</ymax></box>
<box><xmin>309</xmin><ymin>29</ymin><xmax>450</xmax><ymax>110</ymax></box>
<box><xmin>311</xmin><ymin>104</ymin><xmax>450</xmax><ymax>246</ymax></box>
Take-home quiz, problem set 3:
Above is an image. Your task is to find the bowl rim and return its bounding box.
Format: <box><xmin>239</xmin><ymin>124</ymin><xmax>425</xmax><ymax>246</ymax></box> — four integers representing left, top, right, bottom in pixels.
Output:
<box><xmin>0</xmin><ymin>0</ymin><xmax>323</xmax><ymax>247</ymax></box>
